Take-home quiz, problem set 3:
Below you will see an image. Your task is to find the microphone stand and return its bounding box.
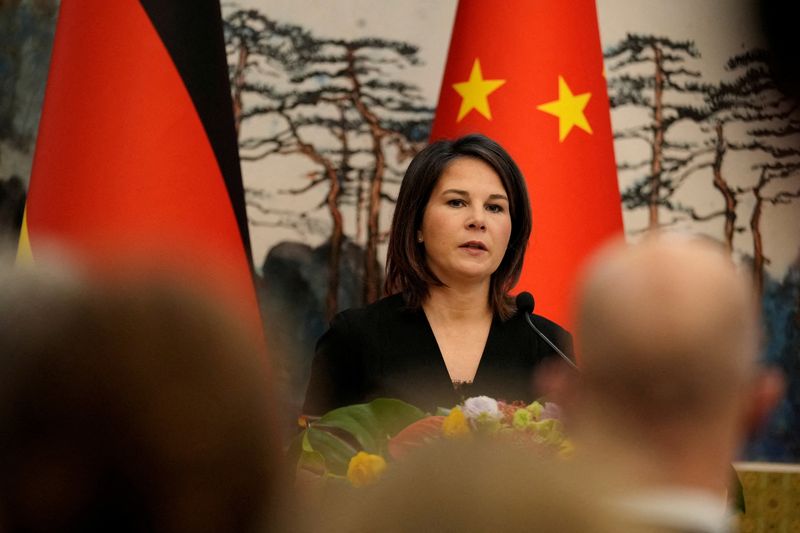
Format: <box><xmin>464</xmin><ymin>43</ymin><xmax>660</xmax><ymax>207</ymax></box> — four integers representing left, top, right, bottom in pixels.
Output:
<box><xmin>523</xmin><ymin>312</ymin><xmax>579</xmax><ymax>371</ymax></box>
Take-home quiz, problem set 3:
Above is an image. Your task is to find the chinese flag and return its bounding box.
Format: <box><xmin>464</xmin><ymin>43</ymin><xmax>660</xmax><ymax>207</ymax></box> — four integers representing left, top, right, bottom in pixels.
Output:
<box><xmin>430</xmin><ymin>0</ymin><xmax>623</xmax><ymax>328</ymax></box>
<box><xmin>18</xmin><ymin>1</ymin><xmax>262</xmax><ymax>333</ymax></box>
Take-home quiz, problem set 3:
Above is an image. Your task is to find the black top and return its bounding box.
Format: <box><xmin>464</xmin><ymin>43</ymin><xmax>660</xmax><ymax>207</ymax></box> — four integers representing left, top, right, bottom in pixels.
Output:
<box><xmin>302</xmin><ymin>293</ymin><xmax>573</xmax><ymax>415</ymax></box>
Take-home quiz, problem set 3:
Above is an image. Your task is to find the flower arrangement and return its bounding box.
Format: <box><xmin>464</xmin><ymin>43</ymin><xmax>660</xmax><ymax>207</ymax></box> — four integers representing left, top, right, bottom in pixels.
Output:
<box><xmin>290</xmin><ymin>396</ymin><xmax>571</xmax><ymax>488</ymax></box>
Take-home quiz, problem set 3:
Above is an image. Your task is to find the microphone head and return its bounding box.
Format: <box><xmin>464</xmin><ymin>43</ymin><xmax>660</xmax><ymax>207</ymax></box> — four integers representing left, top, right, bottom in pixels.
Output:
<box><xmin>515</xmin><ymin>291</ymin><xmax>535</xmax><ymax>314</ymax></box>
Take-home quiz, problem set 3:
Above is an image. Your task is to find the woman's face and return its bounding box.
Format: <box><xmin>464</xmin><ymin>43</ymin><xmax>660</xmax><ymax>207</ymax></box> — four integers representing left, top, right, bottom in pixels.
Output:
<box><xmin>419</xmin><ymin>157</ymin><xmax>512</xmax><ymax>286</ymax></box>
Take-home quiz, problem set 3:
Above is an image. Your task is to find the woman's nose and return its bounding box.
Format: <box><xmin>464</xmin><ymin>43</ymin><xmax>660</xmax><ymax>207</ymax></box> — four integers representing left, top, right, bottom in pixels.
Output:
<box><xmin>466</xmin><ymin>209</ymin><xmax>487</xmax><ymax>230</ymax></box>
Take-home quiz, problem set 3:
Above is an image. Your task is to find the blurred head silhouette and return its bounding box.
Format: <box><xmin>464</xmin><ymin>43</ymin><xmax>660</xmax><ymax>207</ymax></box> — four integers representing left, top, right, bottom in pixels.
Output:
<box><xmin>564</xmin><ymin>233</ymin><xmax>783</xmax><ymax>493</ymax></box>
<box><xmin>0</xmin><ymin>265</ymin><xmax>279</xmax><ymax>532</ymax></box>
<box><xmin>311</xmin><ymin>439</ymin><xmax>660</xmax><ymax>533</ymax></box>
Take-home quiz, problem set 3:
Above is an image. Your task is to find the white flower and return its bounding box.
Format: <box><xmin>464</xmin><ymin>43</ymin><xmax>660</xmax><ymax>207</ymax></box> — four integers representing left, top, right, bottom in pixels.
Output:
<box><xmin>461</xmin><ymin>396</ymin><xmax>502</xmax><ymax>423</ymax></box>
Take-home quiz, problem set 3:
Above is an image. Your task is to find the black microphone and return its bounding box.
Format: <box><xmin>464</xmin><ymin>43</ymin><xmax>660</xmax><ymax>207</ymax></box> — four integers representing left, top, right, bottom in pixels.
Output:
<box><xmin>515</xmin><ymin>292</ymin><xmax>579</xmax><ymax>371</ymax></box>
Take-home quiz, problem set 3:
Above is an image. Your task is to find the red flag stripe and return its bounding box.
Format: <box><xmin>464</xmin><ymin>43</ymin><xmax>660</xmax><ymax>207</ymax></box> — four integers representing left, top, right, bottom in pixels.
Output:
<box><xmin>26</xmin><ymin>0</ymin><xmax>261</xmax><ymax>331</ymax></box>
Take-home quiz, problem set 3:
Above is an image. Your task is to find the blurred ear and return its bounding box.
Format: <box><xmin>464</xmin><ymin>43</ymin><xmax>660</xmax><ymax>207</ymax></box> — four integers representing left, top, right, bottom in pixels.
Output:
<box><xmin>742</xmin><ymin>367</ymin><xmax>785</xmax><ymax>436</ymax></box>
<box><xmin>534</xmin><ymin>357</ymin><xmax>580</xmax><ymax>406</ymax></box>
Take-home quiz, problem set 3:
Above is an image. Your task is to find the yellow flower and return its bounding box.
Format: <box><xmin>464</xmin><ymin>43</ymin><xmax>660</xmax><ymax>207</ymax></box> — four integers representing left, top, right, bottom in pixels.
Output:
<box><xmin>347</xmin><ymin>451</ymin><xmax>387</xmax><ymax>488</ymax></box>
<box><xmin>526</xmin><ymin>400</ymin><xmax>544</xmax><ymax>420</ymax></box>
<box><xmin>531</xmin><ymin>419</ymin><xmax>564</xmax><ymax>445</ymax></box>
<box><xmin>442</xmin><ymin>406</ymin><xmax>471</xmax><ymax>439</ymax></box>
<box><xmin>512</xmin><ymin>408</ymin><xmax>534</xmax><ymax>430</ymax></box>
<box><xmin>558</xmin><ymin>438</ymin><xmax>575</xmax><ymax>459</ymax></box>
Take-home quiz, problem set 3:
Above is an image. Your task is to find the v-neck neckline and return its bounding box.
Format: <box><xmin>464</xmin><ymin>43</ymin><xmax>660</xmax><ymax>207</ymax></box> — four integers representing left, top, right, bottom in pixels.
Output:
<box><xmin>418</xmin><ymin>307</ymin><xmax>497</xmax><ymax>388</ymax></box>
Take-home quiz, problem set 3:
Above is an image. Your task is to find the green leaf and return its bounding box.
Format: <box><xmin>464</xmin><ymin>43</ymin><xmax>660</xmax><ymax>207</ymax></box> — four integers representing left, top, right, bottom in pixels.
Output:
<box><xmin>286</xmin><ymin>430</ymin><xmax>326</xmax><ymax>478</ymax></box>
<box><xmin>369</xmin><ymin>398</ymin><xmax>428</xmax><ymax>436</ymax></box>
<box><xmin>285</xmin><ymin>429</ymin><xmax>305</xmax><ymax>464</ymax></box>
<box><xmin>312</xmin><ymin>398</ymin><xmax>425</xmax><ymax>455</ymax></box>
<box><xmin>305</xmin><ymin>426</ymin><xmax>358</xmax><ymax>476</ymax></box>
<box><xmin>297</xmin><ymin>448</ymin><xmax>327</xmax><ymax>476</ymax></box>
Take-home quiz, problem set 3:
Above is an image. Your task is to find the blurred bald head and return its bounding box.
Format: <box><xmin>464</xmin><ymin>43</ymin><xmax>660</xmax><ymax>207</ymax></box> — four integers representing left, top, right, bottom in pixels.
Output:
<box><xmin>575</xmin><ymin>234</ymin><xmax>759</xmax><ymax>424</ymax></box>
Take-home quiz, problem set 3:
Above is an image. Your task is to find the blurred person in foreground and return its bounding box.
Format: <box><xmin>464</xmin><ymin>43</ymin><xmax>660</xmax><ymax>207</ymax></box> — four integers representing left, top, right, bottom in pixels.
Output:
<box><xmin>0</xmin><ymin>265</ymin><xmax>281</xmax><ymax>532</ymax></box>
<box><xmin>306</xmin><ymin>439</ymin><xmax>664</xmax><ymax>533</ymax></box>
<box><xmin>560</xmin><ymin>234</ymin><xmax>784</xmax><ymax>533</ymax></box>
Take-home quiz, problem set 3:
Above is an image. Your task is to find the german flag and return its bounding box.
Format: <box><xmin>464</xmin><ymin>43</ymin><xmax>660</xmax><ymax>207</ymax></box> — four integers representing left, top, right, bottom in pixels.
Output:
<box><xmin>18</xmin><ymin>1</ymin><xmax>261</xmax><ymax>331</ymax></box>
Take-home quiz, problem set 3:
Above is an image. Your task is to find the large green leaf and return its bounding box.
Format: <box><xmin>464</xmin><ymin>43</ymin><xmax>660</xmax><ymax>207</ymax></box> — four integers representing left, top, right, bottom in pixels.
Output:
<box><xmin>287</xmin><ymin>427</ymin><xmax>357</xmax><ymax>478</ymax></box>
<box><xmin>312</xmin><ymin>398</ymin><xmax>425</xmax><ymax>455</ymax></box>
<box><xmin>286</xmin><ymin>429</ymin><xmax>304</xmax><ymax>465</ymax></box>
<box><xmin>297</xmin><ymin>448</ymin><xmax>327</xmax><ymax>476</ymax></box>
<box><xmin>287</xmin><ymin>430</ymin><xmax>319</xmax><ymax>477</ymax></box>
<box><xmin>304</xmin><ymin>426</ymin><xmax>359</xmax><ymax>476</ymax></box>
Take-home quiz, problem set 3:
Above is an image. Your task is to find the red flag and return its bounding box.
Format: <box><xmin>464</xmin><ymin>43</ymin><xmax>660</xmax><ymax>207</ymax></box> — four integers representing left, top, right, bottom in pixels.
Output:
<box><xmin>19</xmin><ymin>1</ymin><xmax>262</xmax><ymax>333</ymax></box>
<box><xmin>430</xmin><ymin>0</ymin><xmax>623</xmax><ymax>328</ymax></box>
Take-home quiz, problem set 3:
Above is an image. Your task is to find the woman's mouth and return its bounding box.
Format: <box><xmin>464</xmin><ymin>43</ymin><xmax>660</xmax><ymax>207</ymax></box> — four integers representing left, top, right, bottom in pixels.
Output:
<box><xmin>459</xmin><ymin>241</ymin><xmax>488</xmax><ymax>252</ymax></box>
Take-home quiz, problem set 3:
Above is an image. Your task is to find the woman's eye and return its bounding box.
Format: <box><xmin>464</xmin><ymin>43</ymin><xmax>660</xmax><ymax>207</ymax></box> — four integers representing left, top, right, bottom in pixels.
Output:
<box><xmin>447</xmin><ymin>199</ymin><xmax>466</xmax><ymax>207</ymax></box>
<box><xmin>486</xmin><ymin>204</ymin><xmax>504</xmax><ymax>213</ymax></box>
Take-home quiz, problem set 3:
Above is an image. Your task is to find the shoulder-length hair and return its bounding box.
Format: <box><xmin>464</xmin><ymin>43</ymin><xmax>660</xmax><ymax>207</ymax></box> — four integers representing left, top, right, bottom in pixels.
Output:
<box><xmin>384</xmin><ymin>133</ymin><xmax>532</xmax><ymax>320</ymax></box>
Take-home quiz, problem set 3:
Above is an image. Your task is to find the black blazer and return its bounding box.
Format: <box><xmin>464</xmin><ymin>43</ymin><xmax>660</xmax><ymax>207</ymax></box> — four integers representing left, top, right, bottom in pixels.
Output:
<box><xmin>303</xmin><ymin>293</ymin><xmax>573</xmax><ymax>415</ymax></box>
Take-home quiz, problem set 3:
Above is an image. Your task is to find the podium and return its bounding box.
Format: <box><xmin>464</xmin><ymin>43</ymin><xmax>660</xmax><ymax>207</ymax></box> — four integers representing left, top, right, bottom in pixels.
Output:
<box><xmin>734</xmin><ymin>462</ymin><xmax>800</xmax><ymax>530</ymax></box>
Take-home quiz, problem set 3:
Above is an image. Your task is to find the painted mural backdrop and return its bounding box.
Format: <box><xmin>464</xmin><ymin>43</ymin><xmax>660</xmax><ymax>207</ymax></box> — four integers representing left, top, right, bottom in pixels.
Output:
<box><xmin>598</xmin><ymin>0</ymin><xmax>800</xmax><ymax>462</ymax></box>
<box><xmin>227</xmin><ymin>0</ymin><xmax>800</xmax><ymax>459</ymax></box>
<box><xmin>220</xmin><ymin>0</ymin><xmax>456</xmax><ymax>432</ymax></box>
<box><xmin>1</xmin><ymin>0</ymin><xmax>797</xmax><ymax>461</ymax></box>
<box><xmin>0</xmin><ymin>0</ymin><xmax>57</xmax><ymax>253</ymax></box>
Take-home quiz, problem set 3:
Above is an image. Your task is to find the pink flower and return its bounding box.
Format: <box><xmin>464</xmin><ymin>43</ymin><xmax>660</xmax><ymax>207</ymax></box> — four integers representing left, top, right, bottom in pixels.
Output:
<box><xmin>541</xmin><ymin>402</ymin><xmax>562</xmax><ymax>420</ymax></box>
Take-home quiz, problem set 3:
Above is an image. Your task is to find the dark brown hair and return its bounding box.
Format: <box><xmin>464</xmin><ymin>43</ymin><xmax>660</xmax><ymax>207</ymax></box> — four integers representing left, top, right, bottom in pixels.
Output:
<box><xmin>384</xmin><ymin>133</ymin><xmax>532</xmax><ymax>319</ymax></box>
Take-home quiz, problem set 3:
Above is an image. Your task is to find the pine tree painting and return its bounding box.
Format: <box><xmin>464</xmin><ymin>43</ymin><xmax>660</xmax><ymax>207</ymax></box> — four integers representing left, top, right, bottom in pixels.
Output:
<box><xmin>222</xmin><ymin>1</ymin><xmax>453</xmax><ymax>427</ymax></box>
<box><xmin>605</xmin><ymin>23</ymin><xmax>800</xmax><ymax>461</ymax></box>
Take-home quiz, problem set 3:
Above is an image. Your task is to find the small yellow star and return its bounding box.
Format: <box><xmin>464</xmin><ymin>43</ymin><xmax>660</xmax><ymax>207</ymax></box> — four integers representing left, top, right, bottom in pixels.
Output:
<box><xmin>536</xmin><ymin>76</ymin><xmax>592</xmax><ymax>142</ymax></box>
<box><xmin>452</xmin><ymin>58</ymin><xmax>506</xmax><ymax>122</ymax></box>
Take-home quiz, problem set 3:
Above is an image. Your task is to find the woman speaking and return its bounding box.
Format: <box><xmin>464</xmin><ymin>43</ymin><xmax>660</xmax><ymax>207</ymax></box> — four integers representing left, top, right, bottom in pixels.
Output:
<box><xmin>303</xmin><ymin>134</ymin><xmax>572</xmax><ymax>415</ymax></box>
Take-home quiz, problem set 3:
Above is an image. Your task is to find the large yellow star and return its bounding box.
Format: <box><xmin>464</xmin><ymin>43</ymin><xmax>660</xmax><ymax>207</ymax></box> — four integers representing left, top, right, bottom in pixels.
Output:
<box><xmin>452</xmin><ymin>58</ymin><xmax>506</xmax><ymax>122</ymax></box>
<box><xmin>536</xmin><ymin>76</ymin><xmax>592</xmax><ymax>142</ymax></box>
